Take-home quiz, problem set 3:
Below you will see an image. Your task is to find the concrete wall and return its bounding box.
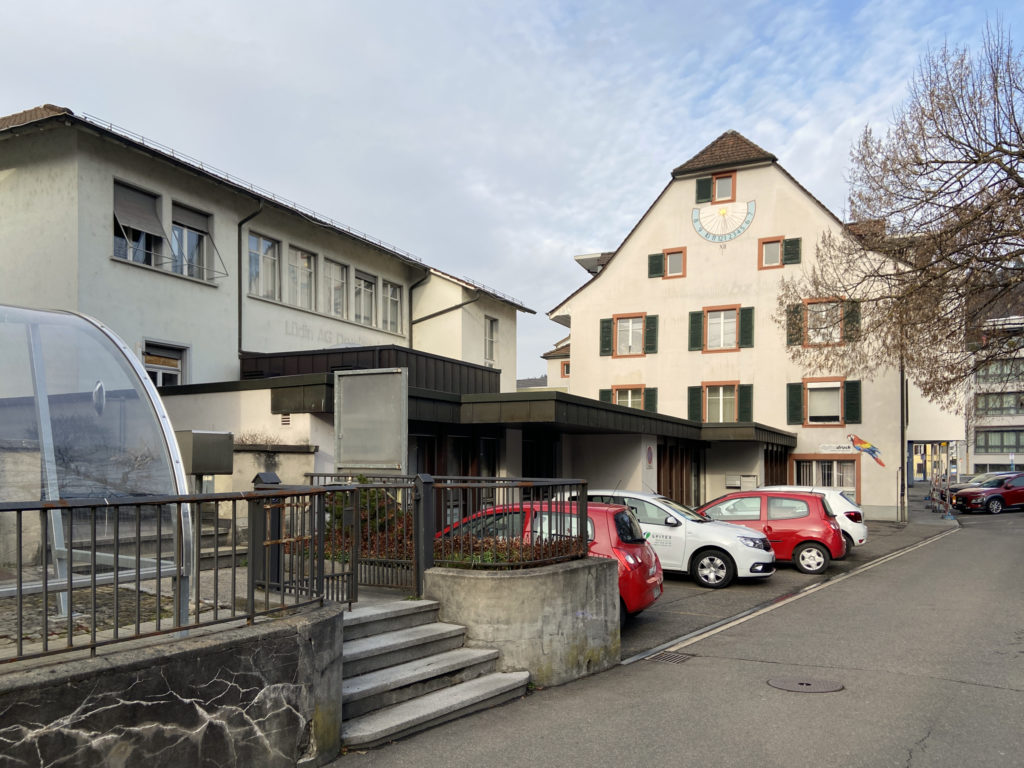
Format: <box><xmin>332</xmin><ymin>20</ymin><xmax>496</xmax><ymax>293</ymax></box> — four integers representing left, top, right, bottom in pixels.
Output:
<box><xmin>0</xmin><ymin>603</ymin><xmax>347</xmax><ymax>767</ymax></box>
<box><xmin>705</xmin><ymin>442</ymin><xmax>762</xmax><ymax>500</ymax></box>
<box><xmin>423</xmin><ymin>558</ymin><xmax>620</xmax><ymax>687</ymax></box>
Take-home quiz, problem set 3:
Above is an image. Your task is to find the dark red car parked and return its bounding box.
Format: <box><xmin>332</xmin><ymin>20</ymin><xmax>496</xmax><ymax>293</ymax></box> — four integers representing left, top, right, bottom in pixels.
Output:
<box><xmin>951</xmin><ymin>472</ymin><xmax>1024</xmax><ymax>514</ymax></box>
<box><xmin>438</xmin><ymin>501</ymin><xmax>663</xmax><ymax>619</ymax></box>
<box><xmin>695</xmin><ymin>490</ymin><xmax>844</xmax><ymax>574</ymax></box>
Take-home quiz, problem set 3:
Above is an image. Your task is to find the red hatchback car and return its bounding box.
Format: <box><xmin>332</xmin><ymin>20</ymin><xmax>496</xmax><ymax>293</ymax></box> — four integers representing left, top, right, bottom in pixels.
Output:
<box><xmin>438</xmin><ymin>501</ymin><xmax>663</xmax><ymax>619</ymax></box>
<box><xmin>695</xmin><ymin>490</ymin><xmax>844</xmax><ymax>574</ymax></box>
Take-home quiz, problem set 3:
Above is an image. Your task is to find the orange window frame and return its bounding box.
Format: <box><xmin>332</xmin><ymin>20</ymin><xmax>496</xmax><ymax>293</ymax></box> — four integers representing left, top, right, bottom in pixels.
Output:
<box><xmin>711</xmin><ymin>171</ymin><xmax>737</xmax><ymax>204</ymax></box>
<box><xmin>662</xmin><ymin>247</ymin><xmax>686</xmax><ymax>279</ymax></box>
<box><xmin>802</xmin><ymin>376</ymin><xmax>846</xmax><ymax>428</ymax></box>
<box><xmin>758</xmin><ymin>236</ymin><xmax>784</xmax><ymax>270</ymax></box>
<box><xmin>787</xmin><ymin>453</ymin><xmax>862</xmax><ymax>505</ymax></box>
<box><xmin>802</xmin><ymin>298</ymin><xmax>844</xmax><ymax>347</ymax></box>
<box><xmin>702</xmin><ymin>380</ymin><xmax>740</xmax><ymax>422</ymax></box>
<box><xmin>612</xmin><ymin>312</ymin><xmax>647</xmax><ymax>359</ymax></box>
<box><xmin>612</xmin><ymin>383</ymin><xmax>646</xmax><ymax>409</ymax></box>
<box><xmin>560</xmin><ymin>361</ymin><xmax>570</xmax><ymax>378</ymax></box>
<box><xmin>703</xmin><ymin>304</ymin><xmax>741</xmax><ymax>353</ymax></box>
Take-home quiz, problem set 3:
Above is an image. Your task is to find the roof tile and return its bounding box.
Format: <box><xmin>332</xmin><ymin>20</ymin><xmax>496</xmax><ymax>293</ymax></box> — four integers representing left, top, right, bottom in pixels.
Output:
<box><xmin>0</xmin><ymin>104</ymin><xmax>74</xmax><ymax>131</ymax></box>
<box><xmin>671</xmin><ymin>130</ymin><xmax>776</xmax><ymax>177</ymax></box>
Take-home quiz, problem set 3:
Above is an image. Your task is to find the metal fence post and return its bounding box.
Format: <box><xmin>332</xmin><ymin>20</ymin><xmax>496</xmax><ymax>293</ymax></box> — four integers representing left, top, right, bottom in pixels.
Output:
<box><xmin>414</xmin><ymin>474</ymin><xmax>436</xmax><ymax>598</ymax></box>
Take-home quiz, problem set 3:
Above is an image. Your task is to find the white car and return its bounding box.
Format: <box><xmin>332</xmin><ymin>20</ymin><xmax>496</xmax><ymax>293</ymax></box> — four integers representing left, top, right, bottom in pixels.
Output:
<box><xmin>587</xmin><ymin>490</ymin><xmax>775</xmax><ymax>588</ymax></box>
<box><xmin>760</xmin><ymin>485</ymin><xmax>868</xmax><ymax>556</ymax></box>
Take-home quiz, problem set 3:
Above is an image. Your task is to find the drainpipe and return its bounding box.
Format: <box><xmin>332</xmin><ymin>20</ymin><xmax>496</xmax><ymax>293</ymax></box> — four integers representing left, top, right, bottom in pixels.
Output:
<box><xmin>406</xmin><ymin>270</ymin><xmax>432</xmax><ymax>349</ymax></box>
<box><xmin>237</xmin><ymin>201</ymin><xmax>264</xmax><ymax>359</ymax></box>
<box><xmin>899</xmin><ymin>357</ymin><xmax>907</xmax><ymax>523</ymax></box>
<box><xmin>409</xmin><ymin>282</ymin><xmax>482</xmax><ymax>349</ymax></box>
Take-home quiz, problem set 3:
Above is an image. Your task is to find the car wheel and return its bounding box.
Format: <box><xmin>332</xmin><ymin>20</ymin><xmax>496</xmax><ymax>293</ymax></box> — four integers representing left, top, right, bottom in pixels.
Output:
<box><xmin>839</xmin><ymin>533</ymin><xmax>854</xmax><ymax>559</ymax></box>
<box><xmin>987</xmin><ymin>497</ymin><xmax>1003</xmax><ymax>514</ymax></box>
<box><xmin>793</xmin><ymin>542</ymin><xmax>830</xmax><ymax>574</ymax></box>
<box><xmin>692</xmin><ymin>548</ymin><xmax>735</xmax><ymax>589</ymax></box>
<box><xmin>620</xmin><ymin>599</ymin><xmax>629</xmax><ymax>627</ymax></box>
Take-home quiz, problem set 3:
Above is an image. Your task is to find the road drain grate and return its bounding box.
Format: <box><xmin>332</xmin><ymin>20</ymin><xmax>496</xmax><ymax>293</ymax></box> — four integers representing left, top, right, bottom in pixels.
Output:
<box><xmin>647</xmin><ymin>651</ymin><xmax>692</xmax><ymax>664</ymax></box>
<box><xmin>767</xmin><ymin>678</ymin><xmax>844</xmax><ymax>693</ymax></box>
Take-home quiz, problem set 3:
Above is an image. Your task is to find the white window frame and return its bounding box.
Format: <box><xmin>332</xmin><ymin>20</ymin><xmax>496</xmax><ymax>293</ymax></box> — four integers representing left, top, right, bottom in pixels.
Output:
<box><xmin>705</xmin><ymin>384</ymin><xmax>737</xmax><ymax>423</ymax></box>
<box><xmin>171</xmin><ymin>223</ymin><xmax>206</xmax><ymax>279</ymax></box>
<box><xmin>324</xmin><ymin>259</ymin><xmax>348</xmax><ymax>319</ymax></box>
<box><xmin>485</xmin><ymin>316</ymin><xmax>499</xmax><ymax>362</ymax></box>
<box><xmin>806</xmin><ymin>380</ymin><xmax>842</xmax><ymax>424</ymax></box>
<box><xmin>806</xmin><ymin>301</ymin><xmax>842</xmax><ymax>345</ymax></box>
<box><xmin>288</xmin><ymin>246</ymin><xmax>316</xmax><ymax>310</ymax></box>
<box><xmin>143</xmin><ymin>342</ymin><xmax>185</xmax><ymax>387</ymax></box>
<box><xmin>615</xmin><ymin>316</ymin><xmax>644</xmax><ymax>356</ymax></box>
<box><xmin>707</xmin><ymin>309</ymin><xmax>737</xmax><ymax>350</ymax></box>
<box><xmin>614</xmin><ymin>387</ymin><xmax>644</xmax><ymax>409</ymax></box>
<box><xmin>248</xmin><ymin>233</ymin><xmax>280</xmax><ymax>300</ymax></box>
<box><xmin>383</xmin><ymin>281</ymin><xmax>402</xmax><ymax>333</ymax></box>
<box><xmin>354</xmin><ymin>272</ymin><xmax>377</xmax><ymax>326</ymax></box>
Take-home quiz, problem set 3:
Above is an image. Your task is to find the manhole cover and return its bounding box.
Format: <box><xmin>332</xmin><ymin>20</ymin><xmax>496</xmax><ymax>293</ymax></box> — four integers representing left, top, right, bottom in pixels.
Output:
<box><xmin>767</xmin><ymin>678</ymin><xmax>844</xmax><ymax>693</ymax></box>
<box><xmin>647</xmin><ymin>651</ymin><xmax>692</xmax><ymax>664</ymax></box>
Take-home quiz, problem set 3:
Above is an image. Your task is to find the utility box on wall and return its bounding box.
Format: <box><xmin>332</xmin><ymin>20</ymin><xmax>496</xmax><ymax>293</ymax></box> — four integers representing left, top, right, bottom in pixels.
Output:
<box><xmin>175</xmin><ymin>430</ymin><xmax>234</xmax><ymax>476</ymax></box>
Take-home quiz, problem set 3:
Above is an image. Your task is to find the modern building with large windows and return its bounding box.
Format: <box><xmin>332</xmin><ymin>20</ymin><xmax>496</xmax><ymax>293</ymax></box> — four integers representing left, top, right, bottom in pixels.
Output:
<box><xmin>548</xmin><ymin>130</ymin><xmax>964</xmax><ymax>519</ymax></box>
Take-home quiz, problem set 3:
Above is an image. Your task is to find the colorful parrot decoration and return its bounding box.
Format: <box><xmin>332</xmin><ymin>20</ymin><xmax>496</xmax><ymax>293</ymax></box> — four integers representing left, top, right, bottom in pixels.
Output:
<box><xmin>848</xmin><ymin>434</ymin><xmax>885</xmax><ymax>466</ymax></box>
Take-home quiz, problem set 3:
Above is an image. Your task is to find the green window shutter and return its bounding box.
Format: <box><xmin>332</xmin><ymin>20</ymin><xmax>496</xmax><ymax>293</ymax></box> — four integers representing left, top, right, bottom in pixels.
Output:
<box><xmin>695</xmin><ymin>177</ymin><xmax>712</xmax><ymax>204</ymax></box>
<box><xmin>843</xmin><ymin>300</ymin><xmax>861</xmax><ymax>342</ymax></box>
<box><xmin>688</xmin><ymin>311</ymin><xmax>704</xmax><ymax>351</ymax></box>
<box><xmin>739</xmin><ymin>306</ymin><xmax>754</xmax><ymax>348</ymax></box>
<box><xmin>644</xmin><ymin>315</ymin><xmax>658</xmax><ymax>354</ymax></box>
<box><xmin>643</xmin><ymin>387</ymin><xmax>658</xmax><ymax>413</ymax></box>
<box><xmin>737</xmin><ymin>384</ymin><xmax>753</xmax><ymax>422</ymax></box>
<box><xmin>688</xmin><ymin>386</ymin><xmax>702</xmax><ymax>421</ymax></box>
<box><xmin>844</xmin><ymin>380</ymin><xmax>862</xmax><ymax>424</ymax></box>
<box><xmin>599</xmin><ymin>318</ymin><xmax>613</xmax><ymax>356</ymax></box>
<box><xmin>599</xmin><ymin>388</ymin><xmax>613</xmax><ymax>403</ymax></box>
<box><xmin>782</xmin><ymin>237</ymin><xmax>802</xmax><ymax>264</ymax></box>
<box><xmin>648</xmin><ymin>253</ymin><xmax>664</xmax><ymax>278</ymax></box>
<box><xmin>786</xmin><ymin>304</ymin><xmax>803</xmax><ymax>346</ymax></box>
<box><xmin>787</xmin><ymin>382</ymin><xmax>803</xmax><ymax>424</ymax></box>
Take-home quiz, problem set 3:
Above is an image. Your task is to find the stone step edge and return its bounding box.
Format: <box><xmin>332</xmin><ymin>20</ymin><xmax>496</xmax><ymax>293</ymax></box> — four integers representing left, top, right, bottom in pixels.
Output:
<box><xmin>343</xmin><ymin>622</ymin><xmax>465</xmax><ymax>663</ymax></box>
<box><xmin>342</xmin><ymin>599</ymin><xmax>439</xmax><ymax>629</ymax></box>
<box><xmin>341</xmin><ymin>671</ymin><xmax>530</xmax><ymax>748</ymax></box>
<box><xmin>342</xmin><ymin>646</ymin><xmax>500</xmax><ymax>702</ymax></box>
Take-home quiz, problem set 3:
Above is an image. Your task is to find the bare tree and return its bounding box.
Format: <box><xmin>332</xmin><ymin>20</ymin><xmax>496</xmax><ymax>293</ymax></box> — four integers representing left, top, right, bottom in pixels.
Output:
<box><xmin>777</xmin><ymin>22</ymin><xmax>1024</xmax><ymax>411</ymax></box>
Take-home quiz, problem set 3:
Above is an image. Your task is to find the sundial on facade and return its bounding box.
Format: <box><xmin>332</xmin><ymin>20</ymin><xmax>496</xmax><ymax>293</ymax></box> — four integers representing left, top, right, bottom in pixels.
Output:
<box><xmin>691</xmin><ymin>200</ymin><xmax>756</xmax><ymax>243</ymax></box>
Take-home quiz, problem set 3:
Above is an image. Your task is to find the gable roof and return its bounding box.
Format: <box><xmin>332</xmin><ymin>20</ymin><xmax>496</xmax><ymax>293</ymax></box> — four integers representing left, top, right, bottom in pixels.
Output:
<box><xmin>671</xmin><ymin>130</ymin><xmax>776</xmax><ymax>178</ymax></box>
<box><xmin>0</xmin><ymin>103</ymin><xmax>73</xmax><ymax>131</ymax></box>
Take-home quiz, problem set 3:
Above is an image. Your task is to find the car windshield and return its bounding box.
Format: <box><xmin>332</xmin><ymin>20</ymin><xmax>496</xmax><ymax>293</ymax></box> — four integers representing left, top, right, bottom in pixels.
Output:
<box><xmin>979</xmin><ymin>477</ymin><xmax>1010</xmax><ymax>488</ymax></box>
<box><xmin>656</xmin><ymin>497</ymin><xmax>708</xmax><ymax>522</ymax></box>
<box><xmin>839</xmin><ymin>490</ymin><xmax>857</xmax><ymax>506</ymax></box>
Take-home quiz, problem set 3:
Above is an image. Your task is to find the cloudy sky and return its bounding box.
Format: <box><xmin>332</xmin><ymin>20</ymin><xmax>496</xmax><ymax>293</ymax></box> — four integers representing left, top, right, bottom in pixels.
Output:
<box><xmin>2</xmin><ymin>1</ymin><xmax>1020</xmax><ymax>378</ymax></box>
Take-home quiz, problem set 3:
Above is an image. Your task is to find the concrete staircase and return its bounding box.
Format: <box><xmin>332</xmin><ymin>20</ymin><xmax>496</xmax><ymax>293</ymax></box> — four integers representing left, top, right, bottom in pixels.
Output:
<box><xmin>340</xmin><ymin>599</ymin><xmax>530</xmax><ymax>749</ymax></box>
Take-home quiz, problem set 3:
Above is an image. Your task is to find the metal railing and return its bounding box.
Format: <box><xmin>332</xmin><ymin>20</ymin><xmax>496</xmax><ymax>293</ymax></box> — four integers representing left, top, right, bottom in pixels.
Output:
<box><xmin>0</xmin><ymin>488</ymin><xmax>348</xmax><ymax>664</ymax></box>
<box><xmin>2</xmin><ymin>476</ymin><xmax>590</xmax><ymax>663</ymax></box>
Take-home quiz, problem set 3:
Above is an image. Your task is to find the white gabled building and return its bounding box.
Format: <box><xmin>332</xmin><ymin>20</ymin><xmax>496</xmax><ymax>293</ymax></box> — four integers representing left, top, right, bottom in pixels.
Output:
<box><xmin>549</xmin><ymin>131</ymin><xmax>964</xmax><ymax>520</ymax></box>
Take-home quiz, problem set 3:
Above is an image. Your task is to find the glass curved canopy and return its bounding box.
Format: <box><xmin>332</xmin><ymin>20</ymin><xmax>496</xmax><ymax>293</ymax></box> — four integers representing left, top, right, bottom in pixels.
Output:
<box><xmin>0</xmin><ymin>305</ymin><xmax>185</xmax><ymax>503</ymax></box>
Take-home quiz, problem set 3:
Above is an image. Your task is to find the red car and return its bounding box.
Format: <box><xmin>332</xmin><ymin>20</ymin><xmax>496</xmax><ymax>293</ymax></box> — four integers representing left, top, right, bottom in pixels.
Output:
<box><xmin>951</xmin><ymin>472</ymin><xmax>1024</xmax><ymax>514</ymax></box>
<box><xmin>695</xmin><ymin>491</ymin><xmax>844</xmax><ymax>574</ymax></box>
<box><xmin>438</xmin><ymin>501</ymin><xmax>663</xmax><ymax>619</ymax></box>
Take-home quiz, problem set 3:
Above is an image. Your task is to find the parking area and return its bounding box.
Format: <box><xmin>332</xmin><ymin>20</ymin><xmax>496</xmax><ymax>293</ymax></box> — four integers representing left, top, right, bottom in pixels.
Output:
<box><xmin>620</xmin><ymin>502</ymin><xmax>957</xmax><ymax>660</ymax></box>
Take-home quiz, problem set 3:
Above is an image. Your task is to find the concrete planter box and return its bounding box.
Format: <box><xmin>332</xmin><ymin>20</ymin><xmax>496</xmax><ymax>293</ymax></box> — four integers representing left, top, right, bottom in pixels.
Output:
<box><xmin>423</xmin><ymin>557</ymin><xmax>620</xmax><ymax>687</ymax></box>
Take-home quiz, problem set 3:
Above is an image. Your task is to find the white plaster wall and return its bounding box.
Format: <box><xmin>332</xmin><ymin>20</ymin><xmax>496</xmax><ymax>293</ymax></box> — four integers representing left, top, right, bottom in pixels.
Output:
<box><xmin>411</xmin><ymin>276</ymin><xmax>465</xmax><ymax>360</ymax></box>
<box><xmin>0</xmin><ymin>128</ymin><xmax>80</xmax><ymax>312</ymax></box>
<box><xmin>563</xmin><ymin>433</ymin><xmax>648</xmax><ymax>490</ymax></box>
<box><xmin>461</xmin><ymin>294</ymin><xmax>519</xmax><ymax>391</ymax></box>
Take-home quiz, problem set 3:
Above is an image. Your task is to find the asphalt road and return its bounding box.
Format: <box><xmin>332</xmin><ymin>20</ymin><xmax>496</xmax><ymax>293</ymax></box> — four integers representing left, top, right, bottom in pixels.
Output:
<box><xmin>341</xmin><ymin>512</ymin><xmax>1024</xmax><ymax>767</ymax></box>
